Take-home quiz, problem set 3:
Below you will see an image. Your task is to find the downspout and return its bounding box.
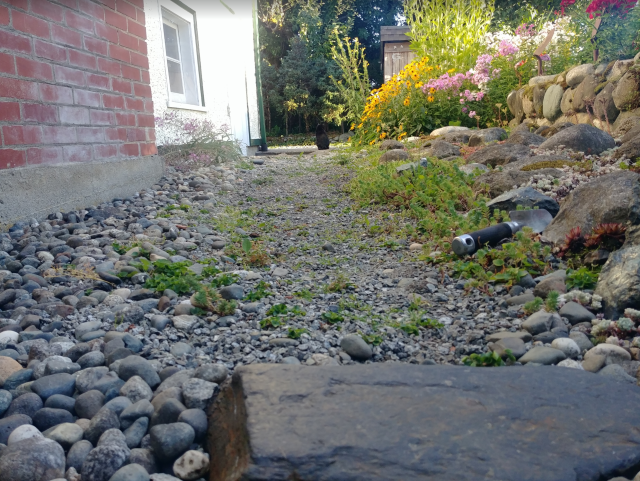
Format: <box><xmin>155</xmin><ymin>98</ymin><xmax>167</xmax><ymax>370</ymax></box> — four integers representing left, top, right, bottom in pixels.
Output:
<box><xmin>252</xmin><ymin>0</ymin><xmax>268</xmax><ymax>152</ymax></box>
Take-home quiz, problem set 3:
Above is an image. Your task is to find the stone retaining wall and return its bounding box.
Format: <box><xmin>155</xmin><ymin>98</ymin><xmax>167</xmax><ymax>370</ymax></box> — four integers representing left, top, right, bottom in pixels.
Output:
<box><xmin>507</xmin><ymin>52</ymin><xmax>640</xmax><ymax>135</ymax></box>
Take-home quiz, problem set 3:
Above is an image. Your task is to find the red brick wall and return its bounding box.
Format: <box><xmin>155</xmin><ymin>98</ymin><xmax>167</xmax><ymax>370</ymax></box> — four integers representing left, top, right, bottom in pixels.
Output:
<box><xmin>0</xmin><ymin>0</ymin><xmax>157</xmax><ymax>171</ymax></box>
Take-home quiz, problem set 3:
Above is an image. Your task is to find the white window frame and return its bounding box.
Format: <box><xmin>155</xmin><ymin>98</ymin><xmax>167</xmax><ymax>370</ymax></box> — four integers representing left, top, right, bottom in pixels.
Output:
<box><xmin>158</xmin><ymin>0</ymin><xmax>204</xmax><ymax>109</ymax></box>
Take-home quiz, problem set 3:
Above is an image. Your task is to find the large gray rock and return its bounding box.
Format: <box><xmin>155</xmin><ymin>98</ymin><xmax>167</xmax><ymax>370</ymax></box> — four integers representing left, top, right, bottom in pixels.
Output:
<box><xmin>566</xmin><ymin>64</ymin><xmax>595</xmax><ymax>88</ymax></box>
<box><xmin>559</xmin><ymin>302</ymin><xmax>596</xmax><ymax>325</ymax></box>
<box><xmin>543</xmin><ymin>171</ymin><xmax>640</xmax><ymax>245</ymax></box>
<box><xmin>149</xmin><ymin>423</ymin><xmax>194</xmax><ymax>460</ymax></box>
<box><xmin>572</xmin><ymin>75</ymin><xmax>598</xmax><ymax>112</ymax></box>
<box><xmin>0</xmin><ymin>436</ymin><xmax>66</xmax><ymax>481</ymax></box>
<box><xmin>543</xmin><ymin>84</ymin><xmax>564</xmax><ymax>121</ymax></box>
<box><xmin>469</xmin><ymin>128</ymin><xmax>507</xmax><ymax>144</ymax></box>
<box><xmin>519</xmin><ymin>346</ymin><xmax>567</xmax><ymax>365</ymax></box>
<box><xmin>210</xmin><ymin>364</ymin><xmax>640</xmax><ymax>480</ymax></box>
<box><xmin>108</xmin><ymin>464</ymin><xmax>150</xmax><ymax>481</ymax></box>
<box><xmin>30</xmin><ymin>373</ymin><xmax>75</xmax><ymax>399</ymax></box>
<box><xmin>466</xmin><ymin>143</ymin><xmax>531</xmax><ymax>168</ymax></box>
<box><xmin>538</xmin><ymin>124</ymin><xmax>615</xmax><ymax>155</ymax></box>
<box><xmin>379</xmin><ymin>150</ymin><xmax>409</xmax><ymax>163</ymax></box>
<box><xmin>67</xmin><ymin>439</ymin><xmax>94</xmax><ymax>472</ymax></box>
<box><xmin>596</xmin><ymin>245</ymin><xmax>640</xmax><ymax>318</ymax></box>
<box><xmin>615</xmin><ymin>135</ymin><xmax>640</xmax><ymax>161</ymax></box>
<box><xmin>486</xmin><ymin>186</ymin><xmax>559</xmax><ymax>217</ymax></box>
<box><xmin>613</xmin><ymin>70</ymin><xmax>640</xmax><ymax>112</ymax></box>
<box><xmin>506</xmin><ymin>131</ymin><xmax>546</xmax><ymax>146</ymax></box>
<box><xmin>118</xmin><ymin>357</ymin><xmax>161</xmax><ymax>389</ymax></box>
<box><xmin>0</xmin><ymin>414</ymin><xmax>32</xmax><ymax>445</ymax></box>
<box><xmin>423</xmin><ymin>140</ymin><xmax>460</xmax><ymax>159</ymax></box>
<box><xmin>340</xmin><ymin>334</ymin><xmax>373</xmax><ymax>361</ymax></box>
<box><xmin>561</xmin><ymin>88</ymin><xmax>575</xmax><ymax>114</ymax></box>
<box><xmin>594</xmin><ymin>82</ymin><xmax>620</xmax><ymax>123</ymax></box>
<box><xmin>522</xmin><ymin>311</ymin><xmax>561</xmax><ymax>335</ymax></box>
<box><xmin>81</xmin><ymin>443</ymin><xmax>130</xmax><ymax>481</ymax></box>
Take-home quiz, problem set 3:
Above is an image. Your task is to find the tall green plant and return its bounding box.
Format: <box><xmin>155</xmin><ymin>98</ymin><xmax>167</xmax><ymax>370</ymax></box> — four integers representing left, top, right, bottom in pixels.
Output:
<box><xmin>330</xmin><ymin>33</ymin><xmax>371</xmax><ymax>125</ymax></box>
<box><xmin>404</xmin><ymin>0</ymin><xmax>496</xmax><ymax>71</ymax></box>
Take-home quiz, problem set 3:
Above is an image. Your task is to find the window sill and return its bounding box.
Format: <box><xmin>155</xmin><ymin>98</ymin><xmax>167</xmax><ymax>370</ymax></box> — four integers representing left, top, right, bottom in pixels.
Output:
<box><xmin>167</xmin><ymin>101</ymin><xmax>208</xmax><ymax>113</ymax></box>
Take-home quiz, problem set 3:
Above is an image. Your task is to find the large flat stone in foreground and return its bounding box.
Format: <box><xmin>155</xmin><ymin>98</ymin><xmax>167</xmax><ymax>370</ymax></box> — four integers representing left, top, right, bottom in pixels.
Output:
<box><xmin>209</xmin><ymin>364</ymin><xmax>640</xmax><ymax>481</ymax></box>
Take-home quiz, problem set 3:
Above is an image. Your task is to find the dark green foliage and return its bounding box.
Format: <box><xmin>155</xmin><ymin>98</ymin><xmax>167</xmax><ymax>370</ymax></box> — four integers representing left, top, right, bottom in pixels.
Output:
<box><xmin>545</xmin><ymin>290</ymin><xmax>560</xmax><ymax>312</ymax></box>
<box><xmin>321</xmin><ymin>311</ymin><xmax>345</xmax><ymax>324</ymax></box>
<box><xmin>287</xmin><ymin>328</ymin><xmax>308</xmax><ymax>339</ymax></box>
<box><xmin>462</xmin><ymin>349</ymin><xmax>515</xmax><ymax>367</ymax></box>
<box><xmin>524</xmin><ymin>297</ymin><xmax>544</xmax><ymax>315</ymax></box>
<box><xmin>566</xmin><ymin>267</ymin><xmax>599</xmax><ymax>290</ymax></box>
<box><xmin>245</xmin><ymin>281</ymin><xmax>273</xmax><ymax>301</ymax></box>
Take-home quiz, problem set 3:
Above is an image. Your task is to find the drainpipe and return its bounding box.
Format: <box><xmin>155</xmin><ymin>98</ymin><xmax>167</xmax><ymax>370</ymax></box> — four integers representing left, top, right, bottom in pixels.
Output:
<box><xmin>252</xmin><ymin>0</ymin><xmax>268</xmax><ymax>152</ymax></box>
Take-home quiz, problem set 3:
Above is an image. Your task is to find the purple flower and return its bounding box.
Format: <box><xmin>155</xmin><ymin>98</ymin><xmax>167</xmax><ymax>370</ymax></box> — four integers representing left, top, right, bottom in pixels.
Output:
<box><xmin>497</xmin><ymin>40</ymin><xmax>519</xmax><ymax>57</ymax></box>
<box><xmin>539</xmin><ymin>54</ymin><xmax>551</xmax><ymax>61</ymax></box>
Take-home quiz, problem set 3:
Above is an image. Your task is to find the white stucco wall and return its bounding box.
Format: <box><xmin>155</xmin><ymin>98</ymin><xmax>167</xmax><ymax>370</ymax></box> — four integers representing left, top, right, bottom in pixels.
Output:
<box><xmin>144</xmin><ymin>0</ymin><xmax>262</xmax><ymax>154</ymax></box>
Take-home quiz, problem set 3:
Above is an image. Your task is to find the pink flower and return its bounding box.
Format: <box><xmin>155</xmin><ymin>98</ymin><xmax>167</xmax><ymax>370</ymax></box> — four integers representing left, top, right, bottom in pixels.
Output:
<box><xmin>469</xmin><ymin>111</ymin><xmax>477</xmax><ymax>118</ymax></box>
<box><xmin>539</xmin><ymin>54</ymin><xmax>551</xmax><ymax>61</ymax></box>
<box><xmin>462</xmin><ymin>107</ymin><xmax>468</xmax><ymax>113</ymax></box>
<box><xmin>497</xmin><ymin>40</ymin><xmax>519</xmax><ymax>57</ymax></box>
<box><xmin>460</xmin><ymin>98</ymin><xmax>465</xmax><ymax>104</ymax></box>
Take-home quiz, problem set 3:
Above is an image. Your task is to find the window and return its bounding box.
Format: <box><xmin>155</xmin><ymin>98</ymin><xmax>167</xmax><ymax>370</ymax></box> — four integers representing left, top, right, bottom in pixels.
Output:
<box><xmin>160</xmin><ymin>1</ymin><xmax>202</xmax><ymax>107</ymax></box>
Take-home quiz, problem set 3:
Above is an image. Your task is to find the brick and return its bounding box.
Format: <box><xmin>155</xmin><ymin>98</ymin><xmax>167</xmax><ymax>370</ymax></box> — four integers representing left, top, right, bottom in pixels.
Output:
<box><xmin>42</xmin><ymin>125</ymin><xmax>77</xmax><ymax>143</ymax></box>
<box><xmin>94</xmin><ymin>143</ymin><xmax>117</xmax><ymax>158</ymax></box>
<box><xmin>136</xmin><ymin>113</ymin><xmax>154</xmax><ymax>128</ymax></box>
<box><xmin>0</xmin><ymin>78</ymin><xmax>39</xmax><ymax>100</ymax></box>
<box><xmin>86</xmin><ymin>73</ymin><xmax>109</xmax><ymax>89</ymax></box>
<box><xmin>0</xmin><ymin>30</ymin><xmax>32</xmax><ymax>55</ymax></box>
<box><xmin>118</xmin><ymin>30</ymin><xmax>137</xmax><ymax>50</ymax></box>
<box><xmin>60</xmin><ymin>106</ymin><xmax>89</xmax><ymax>124</ymax></box>
<box><xmin>66</xmin><ymin>11</ymin><xmax>94</xmax><ymax>34</ymax></box>
<box><xmin>140</xmin><ymin>142</ymin><xmax>156</xmax><ymax>156</ymax></box>
<box><xmin>97</xmin><ymin>0</ymin><xmax>115</xmax><ymax>10</ymax></box>
<box><xmin>136</xmin><ymin>8</ymin><xmax>145</xmax><ymax>26</ymax></box>
<box><xmin>137</xmin><ymin>39</ymin><xmax>147</xmax><ymax>55</ymax></box>
<box><xmin>125</xmin><ymin>127</ymin><xmax>144</xmax><ymax>141</ymax></box>
<box><xmin>5</xmin><ymin>0</ymin><xmax>28</xmax><ymax>9</ymax></box>
<box><xmin>57</xmin><ymin>0</ymin><xmax>79</xmax><ymax>9</ymax></box>
<box><xmin>111</xmin><ymin>78</ymin><xmax>131</xmax><ymax>94</ymax></box>
<box><xmin>124</xmin><ymin>97</ymin><xmax>143</xmax><ymax>111</ymax></box>
<box><xmin>128</xmin><ymin>0</ymin><xmax>143</xmax><ymax>9</ymax></box>
<box><xmin>78</xmin><ymin>0</ymin><xmax>105</xmax><ymax>21</ymax></box>
<box><xmin>76</xmin><ymin>126</ymin><xmax>103</xmax><ymax>142</ymax></box>
<box><xmin>13</xmin><ymin>11</ymin><xmax>50</xmax><ymax>40</ymax></box>
<box><xmin>95</xmin><ymin>22</ymin><xmax>118</xmax><ymax>43</ymax></box>
<box><xmin>115</xmin><ymin>111</ymin><xmax>135</xmax><ymax>126</ymax></box>
<box><xmin>31</xmin><ymin>1</ymin><xmax>64</xmax><ymax>23</ymax></box>
<box><xmin>0</xmin><ymin>6</ymin><xmax>9</xmax><ymax>26</ymax></box>
<box><xmin>74</xmin><ymin>89</ymin><xmax>100</xmax><ymax>107</ymax></box>
<box><xmin>84</xmin><ymin>36</ymin><xmax>108</xmax><ymax>56</ymax></box>
<box><xmin>120</xmin><ymin>142</ymin><xmax>139</xmax><ymax>156</ymax></box>
<box><xmin>130</xmin><ymin>51</ymin><xmax>148</xmax><ymax>69</ymax></box>
<box><xmin>146</xmin><ymin>129</ymin><xmax>155</xmax><ymax>142</ymax></box>
<box><xmin>140</xmin><ymin>69</ymin><xmax>149</xmax><ymax>84</ymax></box>
<box><xmin>34</xmin><ymin>40</ymin><xmax>67</xmax><ymax>62</ymax></box>
<box><xmin>103</xmin><ymin>93</ymin><xmax>124</xmax><ymax>109</ymax></box>
<box><xmin>64</xmin><ymin>144</ymin><xmax>93</xmax><ymax>162</ymax></box>
<box><xmin>23</xmin><ymin>103</ymin><xmax>58</xmax><ymax>123</ymax></box>
<box><xmin>90</xmin><ymin>109</ymin><xmax>114</xmax><ymax>125</ymax></box>
<box><xmin>121</xmin><ymin>64</ymin><xmax>140</xmax><ymax>81</ymax></box>
<box><xmin>133</xmin><ymin>83</ymin><xmax>151</xmax><ymax>98</ymax></box>
<box><xmin>115</xmin><ymin>0</ymin><xmax>135</xmax><ymax>19</ymax></box>
<box><xmin>143</xmin><ymin>99</ymin><xmax>153</xmax><ymax>113</ymax></box>
<box><xmin>109</xmin><ymin>44</ymin><xmax>130</xmax><ymax>63</ymax></box>
<box><xmin>27</xmin><ymin>147</ymin><xmax>63</xmax><ymax>165</ymax></box>
<box><xmin>3</xmin><ymin>125</ymin><xmax>42</xmax><ymax>145</ymax></box>
<box><xmin>105</xmin><ymin>127</ymin><xmax>126</xmax><ymax>141</ymax></box>
<box><xmin>0</xmin><ymin>149</ymin><xmax>26</xmax><ymax>169</ymax></box>
<box><xmin>105</xmin><ymin>9</ymin><xmax>127</xmax><ymax>30</ymax></box>
<box><xmin>40</xmin><ymin>83</ymin><xmax>74</xmax><ymax>104</ymax></box>
<box><xmin>97</xmin><ymin>57</ymin><xmax>120</xmax><ymax>76</ymax></box>
<box><xmin>0</xmin><ymin>102</ymin><xmax>20</xmax><ymax>122</ymax></box>
<box><xmin>55</xmin><ymin>65</ymin><xmax>86</xmax><ymax>86</ymax></box>
<box><xmin>16</xmin><ymin>56</ymin><xmax>54</xmax><ymax>81</ymax></box>
<box><xmin>69</xmin><ymin>49</ymin><xmax>97</xmax><ymax>70</ymax></box>
<box><xmin>52</xmin><ymin>25</ymin><xmax>83</xmax><ymax>48</ymax></box>
<box><xmin>127</xmin><ymin>18</ymin><xmax>145</xmax><ymax>39</ymax></box>
<box><xmin>0</xmin><ymin>52</ymin><xmax>15</xmax><ymax>75</ymax></box>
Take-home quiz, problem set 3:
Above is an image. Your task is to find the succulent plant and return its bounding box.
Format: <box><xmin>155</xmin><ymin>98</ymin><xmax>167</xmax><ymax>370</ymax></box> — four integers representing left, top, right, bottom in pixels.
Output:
<box><xmin>616</xmin><ymin>317</ymin><xmax>635</xmax><ymax>332</ymax></box>
<box><xmin>584</xmin><ymin>223</ymin><xmax>626</xmax><ymax>251</ymax></box>
<box><xmin>558</xmin><ymin>226</ymin><xmax>586</xmax><ymax>258</ymax></box>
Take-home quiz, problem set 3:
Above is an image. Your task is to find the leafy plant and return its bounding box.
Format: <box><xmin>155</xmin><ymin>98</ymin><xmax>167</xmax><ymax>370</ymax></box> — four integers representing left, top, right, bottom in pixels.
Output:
<box><xmin>267</xmin><ymin>304</ymin><xmax>288</xmax><ymax>316</ymax></box>
<box><xmin>523</xmin><ymin>297</ymin><xmax>544</xmax><ymax>315</ymax></box>
<box><xmin>294</xmin><ymin>288</ymin><xmax>314</xmax><ymax>301</ymax></box>
<box><xmin>287</xmin><ymin>328</ymin><xmax>308</xmax><ymax>339</ymax></box>
<box><xmin>245</xmin><ymin>281</ymin><xmax>273</xmax><ymax>301</ymax></box>
<box><xmin>566</xmin><ymin>267</ymin><xmax>600</xmax><ymax>290</ymax></box>
<box><xmin>584</xmin><ymin>223</ymin><xmax>626</xmax><ymax>251</ymax></box>
<box><xmin>112</xmin><ymin>243</ymin><xmax>128</xmax><ymax>255</ymax></box>
<box><xmin>405</xmin><ymin>0</ymin><xmax>496</xmax><ymax>71</ymax></box>
<box><xmin>217</xmin><ymin>300</ymin><xmax>237</xmax><ymax>316</ymax></box>
<box><xmin>210</xmin><ymin>273</ymin><xmax>240</xmax><ymax>289</ymax></box>
<box><xmin>462</xmin><ymin>349</ymin><xmax>515</xmax><ymax>367</ymax></box>
<box><xmin>545</xmin><ymin>290</ymin><xmax>560</xmax><ymax>312</ymax></box>
<box><xmin>321</xmin><ymin>311</ymin><xmax>345</xmax><ymax>324</ymax></box>
<box><xmin>361</xmin><ymin>333</ymin><xmax>384</xmax><ymax>346</ymax></box>
<box><xmin>324</xmin><ymin>272</ymin><xmax>352</xmax><ymax>293</ymax></box>
<box><xmin>330</xmin><ymin>33</ymin><xmax>370</xmax><ymax>124</ymax></box>
<box><xmin>260</xmin><ymin>317</ymin><xmax>283</xmax><ymax>329</ymax></box>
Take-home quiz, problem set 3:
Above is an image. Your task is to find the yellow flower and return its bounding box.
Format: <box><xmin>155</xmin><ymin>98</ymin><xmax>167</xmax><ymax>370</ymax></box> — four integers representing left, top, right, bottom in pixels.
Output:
<box><xmin>380</xmin><ymin>132</ymin><xmax>387</xmax><ymax>139</ymax></box>
<box><xmin>357</xmin><ymin>123</ymin><xmax>363</xmax><ymax>129</ymax></box>
<box><xmin>351</xmin><ymin>123</ymin><xmax>355</xmax><ymax>130</ymax></box>
<box><xmin>427</xmin><ymin>96</ymin><xmax>434</xmax><ymax>102</ymax></box>
<box><xmin>377</xmin><ymin>126</ymin><xmax>381</xmax><ymax>132</ymax></box>
<box><xmin>403</xmin><ymin>98</ymin><xmax>410</xmax><ymax>106</ymax></box>
<box><xmin>399</xmin><ymin>124</ymin><xmax>404</xmax><ymax>131</ymax></box>
<box><xmin>447</xmin><ymin>68</ymin><xmax>456</xmax><ymax>74</ymax></box>
<box><xmin>369</xmin><ymin>140</ymin><xmax>376</xmax><ymax>145</ymax></box>
<box><xmin>429</xmin><ymin>88</ymin><xmax>436</xmax><ymax>94</ymax></box>
<box><xmin>405</xmin><ymin>80</ymin><xmax>411</xmax><ymax>88</ymax></box>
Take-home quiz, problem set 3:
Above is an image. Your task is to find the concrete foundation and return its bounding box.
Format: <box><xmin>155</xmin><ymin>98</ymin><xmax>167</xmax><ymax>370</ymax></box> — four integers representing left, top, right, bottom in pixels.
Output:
<box><xmin>0</xmin><ymin>156</ymin><xmax>164</xmax><ymax>228</ymax></box>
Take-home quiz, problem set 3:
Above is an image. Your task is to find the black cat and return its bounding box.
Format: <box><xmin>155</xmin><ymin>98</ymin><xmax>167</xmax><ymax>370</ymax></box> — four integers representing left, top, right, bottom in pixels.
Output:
<box><xmin>316</xmin><ymin>123</ymin><xmax>330</xmax><ymax>150</ymax></box>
